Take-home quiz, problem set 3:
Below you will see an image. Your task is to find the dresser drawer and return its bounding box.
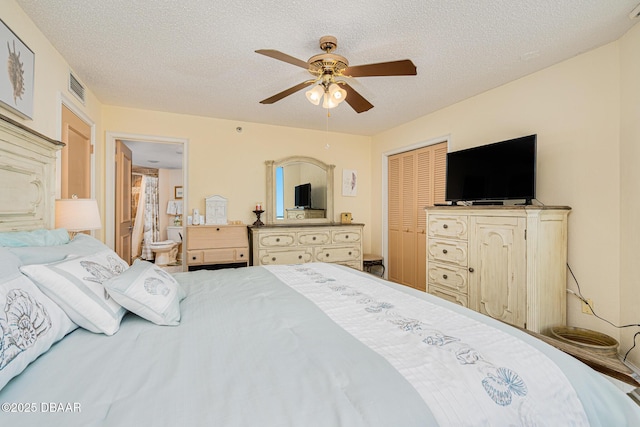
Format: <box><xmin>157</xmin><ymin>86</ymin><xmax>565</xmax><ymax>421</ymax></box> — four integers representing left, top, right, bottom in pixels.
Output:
<box><xmin>257</xmin><ymin>233</ymin><xmax>296</xmax><ymax>247</ymax></box>
<box><xmin>298</xmin><ymin>231</ymin><xmax>331</xmax><ymax>245</ymax></box>
<box><xmin>258</xmin><ymin>249</ymin><xmax>313</xmax><ymax>265</ymax></box>
<box><xmin>332</xmin><ymin>229</ymin><xmax>361</xmax><ymax>244</ymax></box>
<box><xmin>428</xmin><ymin>215</ymin><xmax>468</xmax><ymax>240</ymax></box>
<box><xmin>187</xmin><ymin>250</ymin><xmax>203</xmax><ymax>265</ymax></box>
<box><xmin>203</xmin><ymin>248</ymin><xmax>236</xmax><ymax>264</ymax></box>
<box><xmin>428</xmin><ymin>284</ymin><xmax>468</xmax><ymax>308</ymax></box>
<box><xmin>427</xmin><ymin>261</ymin><xmax>468</xmax><ymax>294</ymax></box>
<box><xmin>427</xmin><ymin>238</ymin><xmax>468</xmax><ymax>266</ymax></box>
<box><xmin>315</xmin><ymin>246</ymin><xmax>361</xmax><ymax>263</ymax></box>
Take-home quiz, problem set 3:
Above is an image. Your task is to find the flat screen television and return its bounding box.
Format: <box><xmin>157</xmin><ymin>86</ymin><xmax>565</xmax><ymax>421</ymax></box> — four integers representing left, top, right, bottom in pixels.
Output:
<box><xmin>445</xmin><ymin>134</ymin><xmax>536</xmax><ymax>204</ymax></box>
<box><xmin>295</xmin><ymin>183</ymin><xmax>312</xmax><ymax>208</ymax></box>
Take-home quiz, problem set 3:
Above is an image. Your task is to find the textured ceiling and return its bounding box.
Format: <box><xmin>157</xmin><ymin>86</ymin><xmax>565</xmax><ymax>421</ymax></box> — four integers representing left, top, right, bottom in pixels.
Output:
<box><xmin>15</xmin><ymin>0</ymin><xmax>640</xmax><ymax>136</ymax></box>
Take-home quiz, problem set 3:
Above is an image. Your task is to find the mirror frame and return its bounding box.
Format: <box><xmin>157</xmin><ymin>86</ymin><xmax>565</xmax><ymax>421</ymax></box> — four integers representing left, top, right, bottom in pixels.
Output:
<box><xmin>266</xmin><ymin>156</ymin><xmax>335</xmax><ymax>224</ymax></box>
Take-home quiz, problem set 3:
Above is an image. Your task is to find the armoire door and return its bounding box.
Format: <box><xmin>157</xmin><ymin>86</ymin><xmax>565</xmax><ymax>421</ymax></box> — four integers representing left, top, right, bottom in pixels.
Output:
<box><xmin>468</xmin><ymin>215</ymin><xmax>527</xmax><ymax>327</ymax></box>
<box><xmin>388</xmin><ymin>142</ymin><xmax>446</xmax><ymax>290</ymax></box>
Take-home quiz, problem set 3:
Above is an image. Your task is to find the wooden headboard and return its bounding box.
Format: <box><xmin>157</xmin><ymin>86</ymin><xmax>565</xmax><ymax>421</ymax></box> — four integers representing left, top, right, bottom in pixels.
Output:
<box><xmin>0</xmin><ymin>113</ymin><xmax>64</xmax><ymax>232</ymax></box>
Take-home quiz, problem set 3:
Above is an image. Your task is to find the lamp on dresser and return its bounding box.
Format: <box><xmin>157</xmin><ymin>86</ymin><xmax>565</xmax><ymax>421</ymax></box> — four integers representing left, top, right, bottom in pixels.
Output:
<box><xmin>55</xmin><ymin>197</ymin><xmax>102</xmax><ymax>238</ymax></box>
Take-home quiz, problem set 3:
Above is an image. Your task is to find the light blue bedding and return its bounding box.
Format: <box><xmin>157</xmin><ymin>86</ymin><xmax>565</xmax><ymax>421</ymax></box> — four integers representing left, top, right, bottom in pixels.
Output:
<box><xmin>1</xmin><ymin>264</ymin><xmax>638</xmax><ymax>426</ymax></box>
<box><xmin>0</xmin><ymin>266</ymin><xmax>436</xmax><ymax>426</ymax></box>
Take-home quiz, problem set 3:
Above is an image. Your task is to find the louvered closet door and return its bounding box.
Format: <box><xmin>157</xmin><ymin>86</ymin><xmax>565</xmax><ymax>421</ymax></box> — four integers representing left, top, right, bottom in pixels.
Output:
<box><xmin>401</xmin><ymin>153</ymin><xmax>417</xmax><ymax>286</ymax></box>
<box><xmin>388</xmin><ymin>142</ymin><xmax>447</xmax><ymax>291</ymax></box>
<box><xmin>388</xmin><ymin>156</ymin><xmax>402</xmax><ymax>283</ymax></box>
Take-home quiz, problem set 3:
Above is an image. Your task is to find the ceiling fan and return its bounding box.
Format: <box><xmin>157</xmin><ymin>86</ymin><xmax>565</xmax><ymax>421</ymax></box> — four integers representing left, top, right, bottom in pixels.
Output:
<box><xmin>256</xmin><ymin>36</ymin><xmax>417</xmax><ymax>113</ymax></box>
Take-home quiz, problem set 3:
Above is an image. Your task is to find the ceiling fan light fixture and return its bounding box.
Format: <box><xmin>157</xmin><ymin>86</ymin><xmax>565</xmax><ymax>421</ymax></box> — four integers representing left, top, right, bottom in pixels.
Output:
<box><xmin>328</xmin><ymin>83</ymin><xmax>347</xmax><ymax>103</ymax></box>
<box><xmin>322</xmin><ymin>94</ymin><xmax>340</xmax><ymax>109</ymax></box>
<box><xmin>305</xmin><ymin>85</ymin><xmax>324</xmax><ymax>105</ymax></box>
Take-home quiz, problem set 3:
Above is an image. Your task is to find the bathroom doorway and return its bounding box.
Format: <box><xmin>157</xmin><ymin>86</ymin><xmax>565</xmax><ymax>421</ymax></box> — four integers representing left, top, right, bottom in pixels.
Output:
<box><xmin>105</xmin><ymin>133</ymin><xmax>188</xmax><ymax>271</ymax></box>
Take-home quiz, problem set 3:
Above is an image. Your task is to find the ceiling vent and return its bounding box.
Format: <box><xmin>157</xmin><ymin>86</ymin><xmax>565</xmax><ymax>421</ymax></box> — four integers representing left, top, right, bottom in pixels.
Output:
<box><xmin>630</xmin><ymin>3</ymin><xmax>640</xmax><ymax>19</ymax></box>
<box><xmin>68</xmin><ymin>72</ymin><xmax>86</xmax><ymax>104</ymax></box>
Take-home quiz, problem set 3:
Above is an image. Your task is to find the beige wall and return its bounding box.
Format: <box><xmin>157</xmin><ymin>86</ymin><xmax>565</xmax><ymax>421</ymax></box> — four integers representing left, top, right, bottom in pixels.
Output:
<box><xmin>3</xmin><ymin>0</ymin><xmax>104</xmax><ymax>235</ymax></box>
<box><xmin>101</xmin><ymin>106</ymin><xmax>373</xmax><ymax>252</ymax></box>
<box><xmin>619</xmin><ymin>22</ymin><xmax>640</xmax><ymax>367</ymax></box>
<box><xmin>371</xmin><ymin>33</ymin><xmax>638</xmax><ymax>355</ymax></box>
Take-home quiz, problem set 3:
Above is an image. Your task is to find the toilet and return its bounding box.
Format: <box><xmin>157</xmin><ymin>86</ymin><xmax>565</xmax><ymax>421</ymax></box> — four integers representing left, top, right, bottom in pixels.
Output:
<box><xmin>149</xmin><ymin>226</ymin><xmax>183</xmax><ymax>266</ymax></box>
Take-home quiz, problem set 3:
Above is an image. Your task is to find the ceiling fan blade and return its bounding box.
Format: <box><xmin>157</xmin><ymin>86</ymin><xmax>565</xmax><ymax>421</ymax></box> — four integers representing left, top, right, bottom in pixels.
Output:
<box><xmin>259</xmin><ymin>81</ymin><xmax>315</xmax><ymax>104</ymax></box>
<box><xmin>341</xmin><ymin>83</ymin><xmax>374</xmax><ymax>113</ymax></box>
<box><xmin>255</xmin><ymin>49</ymin><xmax>310</xmax><ymax>70</ymax></box>
<box><xmin>342</xmin><ymin>59</ymin><xmax>417</xmax><ymax>77</ymax></box>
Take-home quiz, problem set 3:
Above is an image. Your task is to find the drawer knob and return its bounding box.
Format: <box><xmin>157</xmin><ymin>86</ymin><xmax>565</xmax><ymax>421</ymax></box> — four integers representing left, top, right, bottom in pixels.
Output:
<box><xmin>326</xmin><ymin>253</ymin><xmax>330</xmax><ymax>257</ymax></box>
<box><xmin>239</xmin><ymin>253</ymin><xmax>244</xmax><ymax>258</ymax></box>
<box><xmin>312</xmin><ymin>236</ymin><xmax>316</xmax><ymax>240</ymax></box>
<box><xmin>443</xmin><ymin>224</ymin><xmax>448</xmax><ymax>229</ymax></box>
<box><xmin>469</xmin><ymin>267</ymin><xmax>474</xmax><ymax>273</ymax></box>
<box><xmin>442</xmin><ymin>249</ymin><xmax>448</xmax><ymax>254</ymax></box>
<box><xmin>216</xmin><ymin>227</ymin><xmax>220</xmax><ymax>231</ymax></box>
<box><xmin>345</xmin><ymin>235</ymin><xmax>349</xmax><ymax>239</ymax></box>
<box><xmin>276</xmin><ymin>238</ymin><xmax>280</xmax><ymax>242</ymax></box>
<box><xmin>272</xmin><ymin>257</ymin><xmax>276</xmax><ymax>261</ymax></box>
<box><xmin>191</xmin><ymin>256</ymin><xmax>196</xmax><ymax>260</ymax></box>
<box><xmin>443</xmin><ymin>274</ymin><xmax>448</xmax><ymax>280</ymax></box>
<box><xmin>298</xmin><ymin>255</ymin><xmax>302</xmax><ymax>259</ymax></box>
<box><xmin>348</xmin><ymin>251</ymin><xmax>352</xmax><ymax>256</ymax></box>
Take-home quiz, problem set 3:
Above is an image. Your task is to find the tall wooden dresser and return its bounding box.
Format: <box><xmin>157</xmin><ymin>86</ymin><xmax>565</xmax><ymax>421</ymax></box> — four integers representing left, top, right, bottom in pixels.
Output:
<box><xmin>249</xmin><ymin>223</ymin><xmax>363</xmax><ymax>270</ymax></box>
<box><xmin>425</xmin><ymin>206</ymin><xmax>570</xmax><ymax>334</ymax></box>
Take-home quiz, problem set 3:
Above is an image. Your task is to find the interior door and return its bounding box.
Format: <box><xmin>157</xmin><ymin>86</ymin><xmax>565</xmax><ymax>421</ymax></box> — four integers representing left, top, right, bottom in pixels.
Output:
<box><xmin>387</xmin><ymin>142</ymin><xmax>447</xmax><ymax>291</ymax></box>
<box><xmin>115</xmin><ymin>140</ymin><xmax>132</xmax><ymax>265</ymax></box>
<box><xmin>61</xmin><ymin>105</ymin><xmax>91</xmax><ymax>198</ymax></box>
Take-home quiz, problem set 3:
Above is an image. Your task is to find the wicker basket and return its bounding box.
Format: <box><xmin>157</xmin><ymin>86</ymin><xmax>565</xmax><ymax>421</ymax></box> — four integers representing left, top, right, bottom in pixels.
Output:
<box><xmin>550</xmin><ymin>326</ymin><xmax>619</xmax><ymax>358</ymax></box>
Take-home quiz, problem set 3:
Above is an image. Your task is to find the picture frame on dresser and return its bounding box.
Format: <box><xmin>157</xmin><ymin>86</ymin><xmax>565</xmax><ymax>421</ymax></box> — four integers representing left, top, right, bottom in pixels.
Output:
<box><xmin>0</xmin><ymin>19</ymin><xmax>35</xmax><ymax>120</ymax></box>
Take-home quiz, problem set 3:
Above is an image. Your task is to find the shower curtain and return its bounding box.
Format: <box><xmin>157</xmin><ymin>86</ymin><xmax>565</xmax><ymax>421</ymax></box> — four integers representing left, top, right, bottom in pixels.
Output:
<box><xmin>132</xmin><ymin>175</ymin><xmax>160</xmax><ymax>260</ymax></box>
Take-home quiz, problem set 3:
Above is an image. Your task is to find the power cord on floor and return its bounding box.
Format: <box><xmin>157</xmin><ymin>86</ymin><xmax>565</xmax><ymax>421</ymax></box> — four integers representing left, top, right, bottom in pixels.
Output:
<box><xmin>566</xmin><ymin>263</ymin><xmax>640</xmax><ymax>362</ymax></box>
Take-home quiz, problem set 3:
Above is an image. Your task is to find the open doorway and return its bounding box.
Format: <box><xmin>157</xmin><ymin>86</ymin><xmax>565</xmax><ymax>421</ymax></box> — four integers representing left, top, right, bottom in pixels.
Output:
<box><xmin>105</xmin><ymin>133</ymin><xmax>188</xmax><ymax>271</ymax></box>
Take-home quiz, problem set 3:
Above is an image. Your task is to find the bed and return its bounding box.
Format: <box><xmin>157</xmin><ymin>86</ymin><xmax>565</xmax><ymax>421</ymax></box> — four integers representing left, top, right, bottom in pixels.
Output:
<box><xmin>0</xmin><ymin>114</ymin><xmax>639</xmax><ymax>426</ymax></box>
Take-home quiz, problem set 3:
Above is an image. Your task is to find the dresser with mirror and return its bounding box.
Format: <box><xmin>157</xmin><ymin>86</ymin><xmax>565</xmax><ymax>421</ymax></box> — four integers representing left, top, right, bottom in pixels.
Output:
<box><xmin>249</xmin><ymin>156</ymin><xmax>363</xmax><ymax>270</ymax></box>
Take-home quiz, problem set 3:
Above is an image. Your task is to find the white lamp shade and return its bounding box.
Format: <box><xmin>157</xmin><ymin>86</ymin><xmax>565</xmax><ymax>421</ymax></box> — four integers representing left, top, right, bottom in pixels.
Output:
<box><xmin>305</xmin><ymin>85</ymin><xmax>324</xmax><ymax>105</ymax></box>
<box><xmin>55</xmin><ymin>199</ymin><xmax>102</xmax><ymax>232</ymax></box>
<box><xmin>328</xmin><ymin>83</ymin><xmax>347</xmax><ymax>103</ymax></box>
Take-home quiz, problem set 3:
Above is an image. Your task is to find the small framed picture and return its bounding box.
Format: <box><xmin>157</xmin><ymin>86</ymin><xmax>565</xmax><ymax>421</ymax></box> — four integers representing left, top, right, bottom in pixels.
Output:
<box><xmin>342</xmin><ymin>169</ymin><xmax>357</xmax><ymax>197</ymax></box>
<box><xmin>174</xmin><ymin>186</ymin><xmax>183</xmax><ymax>199</ymax></box>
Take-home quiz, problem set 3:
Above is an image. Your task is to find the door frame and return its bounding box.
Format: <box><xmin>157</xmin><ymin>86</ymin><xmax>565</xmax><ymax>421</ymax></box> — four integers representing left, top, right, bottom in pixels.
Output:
<box><xmin>105</xmin><ymin>132</ymin><xmax>189</xmax><ymax>261</ymax></box>
<box><xmin>381</xmin><ymin>134</ymin><xmax>449</xmax><ymax>279</ymax></box>
<box><xmin>56</xmin><ymin>93</ymin><xmax>96</xmax><ymax>201</ymax></box>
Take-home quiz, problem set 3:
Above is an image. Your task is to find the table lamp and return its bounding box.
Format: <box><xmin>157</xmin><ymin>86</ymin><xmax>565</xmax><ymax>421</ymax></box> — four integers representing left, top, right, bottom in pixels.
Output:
<box><xmin>55</xmin><ymin>198</ymin><xmax>102</xmax><ymax>238</ymax></box>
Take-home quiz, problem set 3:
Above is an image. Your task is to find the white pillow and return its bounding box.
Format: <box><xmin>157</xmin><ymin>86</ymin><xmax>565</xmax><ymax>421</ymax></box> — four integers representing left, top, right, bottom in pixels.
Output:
<box><xmin>103</xmin><ymin>260</ymin><xmax>182</xmax><ymax>326</ymax></box>
<box><xmin>0</xmin><ymin>275</ymin><xmax>77</xmax><ymax>390</ymax></box>
<box><xmin>20</xmin><ymin>250</ymin><xmax>128</xmax><ymax>335</ymax></box>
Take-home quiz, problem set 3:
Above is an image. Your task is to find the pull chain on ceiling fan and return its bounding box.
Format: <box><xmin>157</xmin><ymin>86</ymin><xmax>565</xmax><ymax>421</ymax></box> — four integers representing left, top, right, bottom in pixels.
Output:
<box><xmin>256</xmin><ymin>35</ymin><xmax>417</xmax><ymax>113</ymax></box>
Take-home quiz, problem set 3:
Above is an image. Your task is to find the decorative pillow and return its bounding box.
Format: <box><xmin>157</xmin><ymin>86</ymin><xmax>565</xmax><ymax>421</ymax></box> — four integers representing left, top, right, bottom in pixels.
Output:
<box><xmin>0</xmin><ymin>228</ymin><xmax>70</xmax><ymax>248</ymax></box>
<box><xmin>20</xmin><ymin>250</ymin><xmax>129</xmax><ymax>335</ymax></box>
<box><xmin>0</xmin><ymin>274</ymin><xmax>77</xmax><ymax>391</ymax></box>
<box><xmin>103</xmin><ymin>260</ymin><xmax>183</xmax><ymax>326</ymax></box>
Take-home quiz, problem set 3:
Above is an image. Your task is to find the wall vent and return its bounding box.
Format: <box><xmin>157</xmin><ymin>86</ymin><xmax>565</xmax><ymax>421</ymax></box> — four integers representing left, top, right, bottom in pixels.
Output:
<box><xmin>68</xmin><ymin>72</ymin><xmax>86</xmax><ymax>104</ymax></box>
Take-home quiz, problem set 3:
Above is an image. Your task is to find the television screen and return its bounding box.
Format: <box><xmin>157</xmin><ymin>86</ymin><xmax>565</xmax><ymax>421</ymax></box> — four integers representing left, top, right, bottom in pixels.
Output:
<box><xmin>445</xmin><ymin>135</ymin><xmax>536</xmax><ymax>204</ymax></box>
<box><xmin>295</xmin><ymin>183</ymin><xmax>312</xmax><ymax>208</ymax></box>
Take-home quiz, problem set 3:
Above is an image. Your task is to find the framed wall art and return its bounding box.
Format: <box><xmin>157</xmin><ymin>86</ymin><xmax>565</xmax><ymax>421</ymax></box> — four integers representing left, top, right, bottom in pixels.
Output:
<box><xmin>0</xmin><ymin>19</ymin><xmax>34</xmax><ymax>119</ymax></box>
<box><xmin>174</xmin><ymin>186</ymin><xmax>183</xmax><ymax>199</ymax></box>
<box><xmin>342</xmin><ymin>169</ymin><xmax>357</xmax><ymax>197</ymax></box>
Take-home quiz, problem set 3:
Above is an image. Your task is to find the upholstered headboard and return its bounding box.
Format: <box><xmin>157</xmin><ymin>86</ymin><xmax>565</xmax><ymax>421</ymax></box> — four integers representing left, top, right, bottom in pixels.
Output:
<box><xmin>0</xmin><ymin>113</ymin><xmax>64</xmax><ymax>231</ymax></box>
